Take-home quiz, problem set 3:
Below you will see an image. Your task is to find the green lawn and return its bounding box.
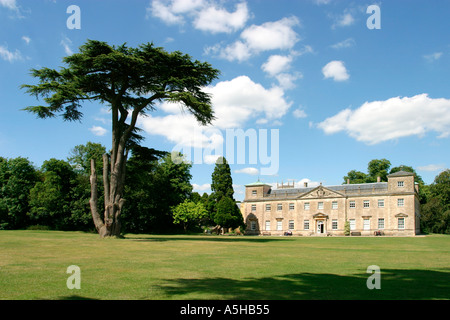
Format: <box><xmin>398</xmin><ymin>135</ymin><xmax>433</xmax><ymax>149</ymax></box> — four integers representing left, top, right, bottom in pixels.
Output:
<box><xmin>0</xmin><ymin>230</ymin><xmax>449</xmax><ymax>300</ymax></box>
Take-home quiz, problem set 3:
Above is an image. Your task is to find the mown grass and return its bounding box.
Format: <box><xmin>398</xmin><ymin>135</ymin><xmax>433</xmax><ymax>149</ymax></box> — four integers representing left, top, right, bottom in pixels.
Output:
<box><xmin>0</xmin><ymin>230</ymin><xmax>449</xmax><ymax>300</ymax></box>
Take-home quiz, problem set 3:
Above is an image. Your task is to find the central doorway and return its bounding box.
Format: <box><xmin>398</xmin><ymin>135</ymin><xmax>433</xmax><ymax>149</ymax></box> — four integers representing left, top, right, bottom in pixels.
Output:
<box><xmin>317</xmin><ymin>220</ymin><xmax>324</xmax><ymax>234</ymax></box>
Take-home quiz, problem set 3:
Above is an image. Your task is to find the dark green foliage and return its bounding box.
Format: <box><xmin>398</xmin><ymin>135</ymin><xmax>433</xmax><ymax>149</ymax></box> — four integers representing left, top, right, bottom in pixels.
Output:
<box><xmin>0</xmin><ymin>157</ymin><xmax>39</xmax><ymax>229</ymax></box>
<box><xmin>421</xmin><ymin>170</ymin><xmax>450</xmax><ymax>234</ymax></box>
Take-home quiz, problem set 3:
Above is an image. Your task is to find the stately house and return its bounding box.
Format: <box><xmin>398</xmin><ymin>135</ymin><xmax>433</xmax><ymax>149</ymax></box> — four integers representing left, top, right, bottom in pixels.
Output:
<box><xmin>241</xmin><ymin>171</ymin><xmax>420</xmax><ymax>236</ymax></box>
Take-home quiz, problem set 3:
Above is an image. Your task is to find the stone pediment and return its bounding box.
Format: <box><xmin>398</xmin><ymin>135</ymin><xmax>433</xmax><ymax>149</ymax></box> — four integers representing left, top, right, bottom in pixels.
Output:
<box><xmin>298</xmin><ymin>185</ymin><xmax>345</xmax><ymax>199</ymax></box>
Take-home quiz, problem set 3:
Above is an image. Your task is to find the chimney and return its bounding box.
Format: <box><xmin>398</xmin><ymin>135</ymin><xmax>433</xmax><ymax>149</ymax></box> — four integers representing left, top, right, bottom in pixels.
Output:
<box><xmin>304</xmin><ymin>182</ymin><xmax>308</xmax><ymax>188</ymax></box>
<box><xmin>377</xmin><ymin>176</ymin><xmax>381</xmax><ymax>183</ymax></box>
<box><xmin>347</xmin><ymin>179</ymin><xmax>350</xmax><ymax>184</ymax></box>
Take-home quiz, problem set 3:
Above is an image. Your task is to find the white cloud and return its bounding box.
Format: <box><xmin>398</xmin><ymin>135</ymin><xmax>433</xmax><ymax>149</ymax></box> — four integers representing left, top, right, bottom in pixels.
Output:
<box><xmin>0</xmin><ymin>0</ymin><xmax>17</xmax><ymax>10</ymax></box>
<box><xmin>417</xmin><ymin>164</ymin><xmax>446</xmax><ymax>172</ymax></box>
<box><xmin>424</xmin><ymin>52</ymin><xmax>443</xmax><ymax>63</ymax></box>
<box><xmin>89</xmin><ymin>126</ymin><xmax>108</xmax><ymax>136</ymax></box>
<box><xmin>241</xmin><ymin>16</ymin><xmax>300</xmax><ymax>52</ymax></box>
<box><xmin>60</xmin><ymin>36</ymin><xmax>73</xmax><ymax>55</ymax></box>
<box><xmin>262</xmin><ymin>55</ymin><xmax>293</xmax><ymax>76</ymax></box>
<box><xmin>192</xmin><ymin>183</ymin><xmax>211</xmax><ymax>192</ymax></box>
<box><xmin>332</xmin><ymin>12</ymin><xmax>355</xmax><ymax>29</ymax></box>
<box><xmin>235</xmin><ymin>167</ymin><xmax>259</xmax><ymax>175</ymax></box>
<box><xmin>293</xmin><ymin>108</ymin><xmax>307</xmax><ymax>119</ymax></box>
<box><xmin>0</xmin><ymin>45</ymin><xmax>22</xmax><ymax>62</ymax></box>
<box><xmin>331</xmin><ymin>38</ymin><xmax>355</xmax><ymax>49</ymax></box>
<box><xmin>194</xmin><ymin>2</ymin><xmax>249</xmax><ymax>33</ymax></box>
<box><xmin>322</xmin><ymin>60</ymin><xmax>350</xmax><ymax>81</ymax></box>
<box><xmin>208</xmin><ymin>16</ymin><xmax>301</xmax><ymax>62</ymax></box>
<box><xmin>148</xmin><ymin>0</ymin><xmax>249</xmax><ymax>34</ymax></box>
<box><xmin>138</xmin><ymin>75</ymin><xmax>292</xmax><ymax>148</ymax></box>
<box><xmin>318</xmin><ymin>94</ymin><xmax>450</xmax><ymax>144</ymax></box>
<box><xmin>21</xmin><ymin>36</ymin><xmax>31</xmax><ymax>45</ymax></box>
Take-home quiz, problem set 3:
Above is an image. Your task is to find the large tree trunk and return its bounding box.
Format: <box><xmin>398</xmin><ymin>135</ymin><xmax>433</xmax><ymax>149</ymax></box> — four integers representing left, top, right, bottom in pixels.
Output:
<box><xmin>90</xmin><ymin>152</ymin><xmax>127</xmax><ymax>238</ymax></box>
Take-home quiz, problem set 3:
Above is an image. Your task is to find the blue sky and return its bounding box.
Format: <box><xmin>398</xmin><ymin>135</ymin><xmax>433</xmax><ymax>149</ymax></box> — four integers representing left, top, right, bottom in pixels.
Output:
<box><xmin>1</xmin><ymin>0</ymin><xmax>449</xmax><ymax>201</ymax></box>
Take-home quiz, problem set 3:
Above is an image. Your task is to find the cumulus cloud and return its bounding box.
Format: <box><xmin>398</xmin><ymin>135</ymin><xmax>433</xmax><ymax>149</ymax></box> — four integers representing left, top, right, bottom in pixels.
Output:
<box><xmin>331</xmin><ymin>11</ymin><xmax>355</xmax><ymax>29</ymax></box>
<box><xmin>317</xmin><ymin>94</ymin><xmax>450</xmax><ymax>144</ymax></box>
<box><xmin>0</xmin><ymin>45</ymin><xmax>22</xmax><ymax>62</ymax></box>
<box><xmin>331</xmin><ymin>38</ymin><xmax>355</xmax><ymax>49</ymax></box>
<box><xmin>0</xmin><ymin>0</ymin><xmax>17</xmax><ymax>10</ymax></box>
<box><xmin>322</xmin><ymin>60</ymin><xmax>350</xmax><ymax>81</ymax></box>
<box><xmin>235</xmin><ymin>167</ymin><xmax>259</xmax><ymax>175</ymax></box>
<box><xmin>424</xmin><ymin>52</ymin><xmax>443</xmax><ymax>63</ymax></box>
<box><xmin>89</xmin><ymin>126</ymin><xmax>108</xmax><ymax>136</ymax></box>
<box><xmin>148</xmin><ymin>0</ymin><xmax>249</xmax><ymax>33</ymax></box>
<box><xmin>293</xmin><ymin>108</ymin><xmax>307</xmax><ymax>119</ymax></box>
<box><xmin>138</xmin><ymin>75</ymin><xmax>292</xmax><ymax>148</ymax></box>
<box><xmin>192</xmin><ymin>183</ymin><xmax>211</xmax><ymax>192</ymax></box>
<box><xmin>207</xmin><ymin>16</ymin><xmax>301</xmax><ymax>62</ymax></box>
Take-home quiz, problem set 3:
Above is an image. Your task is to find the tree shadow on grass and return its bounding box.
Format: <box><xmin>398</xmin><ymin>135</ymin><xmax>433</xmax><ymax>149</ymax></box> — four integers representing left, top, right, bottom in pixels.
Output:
<box><xmin>57</xmin><ymin>295</ymin><xmax>100</xmax><ymax>300</ymax></box>
<box><xmin>127</xmin><ymin>235</ymin><xmax>295</xmax><ymax>243</ymax></box>
<box><xmin>155</xmin><ymin>269</ymin><xmax>450</xmax><ymax>300</ymax></box>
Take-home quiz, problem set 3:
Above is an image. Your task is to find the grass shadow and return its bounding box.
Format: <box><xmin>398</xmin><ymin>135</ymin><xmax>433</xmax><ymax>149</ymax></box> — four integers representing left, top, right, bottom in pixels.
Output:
<box><xmin>155</xmin><ymin>269</ymin><xmax>450</xmax><ymax>300</ymax></box>
<box><xmin>126</xmin><ymin>235</ymin><xmax>296</xmax><ymax>243</ymax></box>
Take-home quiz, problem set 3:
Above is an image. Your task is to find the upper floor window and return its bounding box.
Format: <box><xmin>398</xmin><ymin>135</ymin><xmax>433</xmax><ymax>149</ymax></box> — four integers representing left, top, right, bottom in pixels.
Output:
<box><xmin>265</xmin><ymin>204</ymin><xmax>271</xmax><ymax>211</ymax></box>
<box><xmin>397</xmin><ymin>198</ymin><xmax>404</xmax><ymax>207</ymax></box>
<box><xmin>318</xmin><ymin>202</ymin><xmax>324</xmax><ymax>210</ymax></box>
<box><xmin>332</xmin><ymin>201</ymin><xmax>338</xmax><ymax>209</ymax></box>
<box><xmin>289</xmin><ymin>203</ymin><xmax>295</xmax><ymax>211</ymax></box>
<box><xmin>251</xmin><ymin>204</ymin><xmax>256</xmax><ymax>211</ymax></box>
<box><xmin>398</xmin><ymin>181</ymin><xmax>404</xmax><ymax>187</ymax></box>
<box><xmin>277</xmin><ymin>203</ymin><xmax>283</xmax><ymax>211</ymax></box>
<box><xmin>252</xmin><ymin>190</ymin><xmax>257</xmax><ymax>196</ymax></box>
<box><xmin>304</xmin><ymin>202</ymin><xmax>310</xmax><ymax>210</ymax></box>
<box><xmin>363</xmin><ymin>200</ymin><xmax>370</xmax><ymax>208</ymax></box>
<box><xmin>349</xmin><ymin>200</ymin><xmax>356</xmax><ymax>208</ymax></box>
<box><xmin>378</xmin><ymin>199</ymin><xmax>385</xmax><ymax>208</ymax></box>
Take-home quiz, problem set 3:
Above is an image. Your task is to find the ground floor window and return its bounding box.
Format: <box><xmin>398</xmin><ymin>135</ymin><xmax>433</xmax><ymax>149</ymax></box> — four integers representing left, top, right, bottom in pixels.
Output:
<box><xmin>363</xmin><ymin>219</ymin><xmax>370</xmax><ymax>230</ymax></box>
<box><xmin>378</xmin><ymin>218</ymin><xmax>384</xmax><ymax>229</ymax></box>
<box><xmin>332</xmin><ymin>219</ymin><xmax>338</xmax><ymax>230</ymax></box>
<box><xmin>398</xmin><ymin>218</ymin><xmax>405</xmax><ymax>229</ymax></box>
<box><xmin>349</xmin><ymin>219</ymin><xmax>356</xmax><ymax>230</ymax></box>
<box><xmin>277</xmin><ymin>220</ymin><xmax>282</xmax><ymax>231</ymax></box>
<box><xmin>265</xmin><ymin>220</ymin><xmax>271</xmax><ymax>231</ymax></box>
<box><xmin>289</xmin><ymin>220</ymin><xmax>295</xmax><ymax>230</ymax></box>
<box><xmin>251</xmin><ymin>221</ymin><xmax>256</xmax><ymax>231</ymax></box>
<box><xmin>304</xmin><ymin>220</ymin><xmax>310</xmax><ymax>230</ymax></box>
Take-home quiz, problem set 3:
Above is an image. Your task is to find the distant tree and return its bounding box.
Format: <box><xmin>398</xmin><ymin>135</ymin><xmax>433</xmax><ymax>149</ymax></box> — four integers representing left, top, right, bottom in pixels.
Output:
<box><xmin>343</xmin><ymin>170</ymin><xmax>368</xmax><ymax>184</ymax></box>
<box><xmin>210</xmin><ymin>156</ymin><xmax>244</xmax><ymax>231</ymax></box>
<box><xmin>0</xmin><ymin>157</ymin><xmax>38</xmax><ymax>229</ymax></box>
<box><xmin>22</xmin><ymin>39</ymin><xmax>219</xmax><ymax>237</ymax></box>
<box><xmin>421</xmin><ymin>169</ymin><xmax>450</xmax><ymax>234</ymax></box>
<box><xmin>172</xmin><ymin>199</ymin><xmax>208</xmax><ymax>232</ymax></box>
<box><xmin>68</xmin><ymin>142</ymin><xmax>107</xmax><ymax>174</ymax></box>
<box><xmin>367</xmin><ymin>158</ymin><xmax>391</xmax><ymax>182</ymax></box>
<box><xmin>29</xmin><ymin>159</ymin><xmax>76</xmax><ymax>229</ymax></box>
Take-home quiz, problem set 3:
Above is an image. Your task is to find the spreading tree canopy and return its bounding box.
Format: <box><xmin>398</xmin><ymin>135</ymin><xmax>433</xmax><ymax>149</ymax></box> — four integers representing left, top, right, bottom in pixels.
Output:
<box><xmin>22</xmin><ymin>40</ymin><xmax>220</xmax><ymax>237</ymax></box>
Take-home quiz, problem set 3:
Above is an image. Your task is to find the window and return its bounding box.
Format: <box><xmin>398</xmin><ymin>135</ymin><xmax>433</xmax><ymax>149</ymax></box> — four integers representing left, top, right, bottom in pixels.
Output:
<box><xmin>277</xmin><ymin>203</ymin><xmax>283</xmax><ymax>211</ymax></box>
<box><xmin>378</xmin><ymin>199</ymin><xmax>385</xmax><ymax>208</ymax></box>
<box><xmin>363</xmin><ymin>219</ymin><xmax>370</xmax><ymax>230</ymax></box>
<box><xmin>251</xmin><ymin>204</ymin><xmax>256</xmax><ymax>211</ymax></box>
<box><xmin>378</xmin><ymin>218</ymin><xmax>385</xmax><ymax>229</ymax></box>
<box><xmin>332</xmin><ymin>201</ymin><xmax>338</xmax><ymax>209</ymax></box>
<box><xmin>289</xmin><ymin>220</ymin><xmax>295</xmax><ymax>230</ymax></box>
<box><xmin>289</xmin><ymin>203</ymin><xmax>295</xmax><ymax>211</ymax></box>
<box><xmin>398</xmin><ymin>198</ymin><xmax>404</xmax><ymax>207</ymax></box>
<box><xmin>332</xmin><ymin>219</ymin><xmax>338</xmax><ymax>230</ymax></box>
<box><xmin>304</xmin><ymin>220</ymin><xmax>310</xmax><ymax>230</ymax></box>
<box><xmin>252</xmin><ymin>190</ymin><xmax>257</xmax><ymax>196</ymax></box>
<box><xmin>398</xmin><ymin>218</ymin><xmax>405</xmax><ymax>229</ymax></box>
<box><xmin>277</xmin><ymin>220</ymin><xmax>282</xmax><ymax>231</ymax></box>
<box><xmin>265</xmin><ymin>204</ymin><xmax>271</xmax><ymax>211</ymax></box>
<box><xmin>364</xmin><ymin>200</ymin><xmax>370</xmax><ymax>208</ymax></box>
<box><xmin>265</xmin><ymin>220</ymin><xmax>271</xmax><ymax>231</ymax></box>
<box><xmin>318</xmin><ymin>202</ymin><xmax>324</xmax><ymax>210</ymax></box>
<box><xmin>398</xmin><ymin>181</ymin><xmax>404</xmax><ymax>187</ymax></box>
<box><xmin>349</xmin><ymin>219</ymin><xmax>356</xmax><ymax>230</ymax></box>
<box><xmin>251</xmin><ymin>221</ymin><xmax>256</xmax><ymax>231</ymax></box>
<box><xmin>349</xmin><ymin>201</ymin><xmax>356</xmax><ymax>208</ymax></box>
<box><xmin>304</xmin><ymin>202</ymin><xmax>310</xmax><ymax>210</ymax></box>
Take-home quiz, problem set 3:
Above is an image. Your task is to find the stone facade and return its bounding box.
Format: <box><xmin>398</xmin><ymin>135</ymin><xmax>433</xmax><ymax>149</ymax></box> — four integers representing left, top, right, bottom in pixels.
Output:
<box><xmin>241</xmin><ymin>171</ymin><xmax>420</xmax><ymax>236</ymax></box>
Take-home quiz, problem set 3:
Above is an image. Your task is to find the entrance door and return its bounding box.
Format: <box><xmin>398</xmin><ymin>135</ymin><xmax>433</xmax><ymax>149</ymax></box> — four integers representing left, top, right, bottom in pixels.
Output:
<box><xmin>317</xmin><ymin>220</ymin><xmax>324</xmax><ymax>234</ymax></box>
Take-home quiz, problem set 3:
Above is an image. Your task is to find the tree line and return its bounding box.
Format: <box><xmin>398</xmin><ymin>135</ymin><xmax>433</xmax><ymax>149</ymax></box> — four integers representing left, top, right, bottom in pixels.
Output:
<box><xmin>344</xmin><ymin>159</ymin><xmax>450</xmax><ymax>234</ymax></box>
<box><xmin>0</xmin><ymin>143</ymin><xmax>243</xmax><ymax>234</ymax></box>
